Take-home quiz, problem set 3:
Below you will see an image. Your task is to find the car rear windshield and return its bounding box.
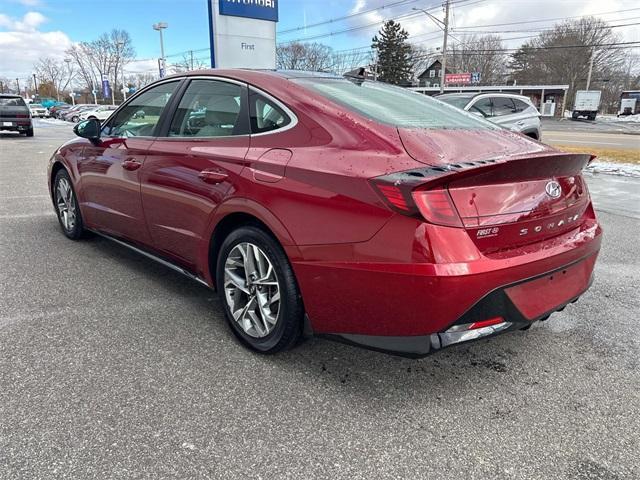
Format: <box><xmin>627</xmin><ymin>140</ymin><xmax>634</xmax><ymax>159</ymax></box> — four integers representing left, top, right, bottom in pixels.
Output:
<box><xmin>437</xmin><ymin>94</ymin><xmax>475</xmax><ymax>109</ymax></box>
<box><xmin>293</xmin><ymin>78</ymin><xmax>498</xmax><ymax>130</ymax></box>
<box><xmin>0</xmin><ymin>97</ymin><xmax>27</xmax><ymax>107</ymax></box>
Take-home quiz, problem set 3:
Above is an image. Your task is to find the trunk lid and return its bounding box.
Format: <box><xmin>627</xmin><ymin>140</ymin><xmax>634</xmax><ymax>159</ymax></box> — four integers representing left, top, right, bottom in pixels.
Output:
<box><xmin>396</xmin><ymin>128</ymin><xmax>592</xmax><ymax>253</ymax></box>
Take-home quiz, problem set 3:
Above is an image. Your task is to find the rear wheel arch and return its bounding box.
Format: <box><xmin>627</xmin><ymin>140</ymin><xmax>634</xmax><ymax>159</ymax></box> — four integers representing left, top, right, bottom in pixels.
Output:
<box><xmin>208</xmin><ymin>212</ymin><xmax>285</xmax><ymax>289</ymax></box>
<box><xmin>50</xmin><ymin>161</ymin><xmax>67</xmax><ymax>195</ymax></box>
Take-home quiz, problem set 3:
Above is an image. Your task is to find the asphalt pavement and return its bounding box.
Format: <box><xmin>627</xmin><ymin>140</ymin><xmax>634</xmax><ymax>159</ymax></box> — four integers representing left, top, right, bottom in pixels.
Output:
<box><xmin>1</xmin><ymin>120</ymin><xmax>639</xmax><ymax>479</ymax></box>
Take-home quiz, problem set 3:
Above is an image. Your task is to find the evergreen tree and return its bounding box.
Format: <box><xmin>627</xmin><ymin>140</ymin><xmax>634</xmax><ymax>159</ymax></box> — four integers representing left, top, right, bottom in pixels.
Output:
<box><xmin>372</xmin><ymin>20</ymin><xmax>412</xmax><ymax>85</ymax></box>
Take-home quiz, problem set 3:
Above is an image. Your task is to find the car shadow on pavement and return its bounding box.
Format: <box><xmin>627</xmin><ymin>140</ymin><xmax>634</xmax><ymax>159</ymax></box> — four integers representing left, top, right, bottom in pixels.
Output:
<box><xmin>66</xmin><ymin>222</ymin><xmax>579</xmax><ymax>405</ymax></box>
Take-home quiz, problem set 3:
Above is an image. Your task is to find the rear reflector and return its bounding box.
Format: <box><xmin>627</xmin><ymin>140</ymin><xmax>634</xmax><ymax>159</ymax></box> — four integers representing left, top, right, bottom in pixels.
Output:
<box><xmin>469</xmin><ymin>316</ymin><xmax>504</xmax><ymax>330</ymax></box>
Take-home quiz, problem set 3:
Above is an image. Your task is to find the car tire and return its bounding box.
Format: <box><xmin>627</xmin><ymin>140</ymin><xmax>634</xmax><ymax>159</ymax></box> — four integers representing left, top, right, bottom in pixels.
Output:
<box><xmin>72</xmin><ymin>116</ymin><xmax>79</xmax><ymax>123</ymax></box>
<box><xmin>53</xmin><ymin>169</ymin><xmax>85</xmax><ymax>240</ymax></box>
<box><xmin>216</xmin><ymin>226</ymin><xmax>304</xmax><ymax>354</ymax></box>
<box><xmin>25</xmin><ymin>128</ymin><xmax>34</xmax><ymax>137</ymax></box>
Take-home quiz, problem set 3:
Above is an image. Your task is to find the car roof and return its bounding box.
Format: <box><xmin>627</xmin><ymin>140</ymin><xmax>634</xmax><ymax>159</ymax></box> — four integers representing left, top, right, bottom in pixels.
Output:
<box><xmin>0</xmin><ymin>94</ymin><xmax>22</xmax><ymax>98</ymax></box>
<box><xmin>439</xmin><ymin>92</ymin><xmax>532</xmax><ymax>102</ymax></box>
<box><xmin>162</xmin><ymin>68</ymin><xmax>345</xmax><ymax>84</ymax></box>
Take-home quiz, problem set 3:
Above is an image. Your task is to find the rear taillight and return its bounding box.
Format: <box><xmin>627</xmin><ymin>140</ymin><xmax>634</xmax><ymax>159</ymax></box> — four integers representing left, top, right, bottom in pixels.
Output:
<box><xmin>412</xmin><ymin>189</ymin><xmax>462</xmax><ymax>227</ymax></box>
<box><xmin>371</xmin><ymin>170</ymin><xmax>463</xmax><ymax>227</ymax></box>
<box><xmin>15</xmin><ymin>114</ymin><xmax>29</xmax><ymax>118</ymax></box>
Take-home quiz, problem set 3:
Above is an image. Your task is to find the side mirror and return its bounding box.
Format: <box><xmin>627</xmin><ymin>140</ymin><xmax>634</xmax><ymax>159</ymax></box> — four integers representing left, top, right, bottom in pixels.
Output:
<box><xmin>73</xmin><ymin>118</ymin><xmax>100</xmax><ymax>141</ymax></box>
<box><xmin>469</xmin><ymin>109</ymin><xmax>485</xmax><ymax>118</ymax></box>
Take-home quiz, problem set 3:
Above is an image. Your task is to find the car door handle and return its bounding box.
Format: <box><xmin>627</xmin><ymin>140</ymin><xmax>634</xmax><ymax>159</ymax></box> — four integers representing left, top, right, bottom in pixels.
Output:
<box><xmin>122</xmin><ymin>159</ymin><xmax>142</xmax><ymax>171</ymax></box>
<box><xmin>198</xmin><ymin>169</ymin><xmax>228</xmax><ymax>184</ymax></box>
<box><xmin>516</xmin><ymin>120</ymin><xmax>525</xmax><ymax>126</ymax></box>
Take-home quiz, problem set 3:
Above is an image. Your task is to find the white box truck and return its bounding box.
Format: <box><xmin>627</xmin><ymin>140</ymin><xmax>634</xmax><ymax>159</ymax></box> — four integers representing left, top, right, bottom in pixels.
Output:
<box><xmin>572</xmin><ymin>90</ymin><xmax>601</xmax><ymax>121</ymax></box>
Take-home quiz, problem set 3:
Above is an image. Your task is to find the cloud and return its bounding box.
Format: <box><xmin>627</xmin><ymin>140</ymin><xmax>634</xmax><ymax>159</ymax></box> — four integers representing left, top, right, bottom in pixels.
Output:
<box><xmin>0</xmin><ymin>12</ymin><xmax>72</xmax><ymax>79</ymax></box>
<box><xmin>341</xmin><ymin>0</ymin><xmax>640</xmax><ymax>50</ymax></box>
<box><xmin>0</xmin><ymin>11</ymin><xmax>47</xmax><ymax>32</ymax></box>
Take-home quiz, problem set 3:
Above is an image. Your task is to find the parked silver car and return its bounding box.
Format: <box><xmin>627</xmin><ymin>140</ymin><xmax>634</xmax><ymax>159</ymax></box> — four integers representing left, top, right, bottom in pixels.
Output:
<box><xmin>437</xmin><ymin>93</ymin><xmax>542</xmax><ymax>140</ymax></box>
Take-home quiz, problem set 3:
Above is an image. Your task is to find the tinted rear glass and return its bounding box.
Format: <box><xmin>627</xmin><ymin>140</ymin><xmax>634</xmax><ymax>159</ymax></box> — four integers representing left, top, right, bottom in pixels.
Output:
<box><xmin>437</xmin><ymin>95</ymin><xmax>475</xmax><ymax>109</ymax></box>
<box><xmin>0</xmin><ymin>97</ymin><xmax>27</xmax><ymax>107</ymax></box>
<box><xmin>294</xmin><ymin>78</ymin><xmax>498</xmax><ymax>130</ymax></box>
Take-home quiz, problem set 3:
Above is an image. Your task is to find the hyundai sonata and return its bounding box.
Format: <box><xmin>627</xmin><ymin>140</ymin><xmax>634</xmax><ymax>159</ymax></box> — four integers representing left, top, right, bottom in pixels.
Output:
<box><xmin>47</xmin><ymin>70</ymin><xmax>601</xmax><ymax>357</ymax></box>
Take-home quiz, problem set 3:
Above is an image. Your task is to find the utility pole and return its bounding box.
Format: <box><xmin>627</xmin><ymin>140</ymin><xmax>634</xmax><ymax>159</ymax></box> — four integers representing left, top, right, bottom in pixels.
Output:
<box><xmin>440</xmin><ymin>0</ymin><xmax>450</xmax><ymax>94</ymax></box>
<box><xmin>586</xmin><ymin>47</ymin><xmax>595</xmax><ymax>90</ymax></box>
<box><xmin>373</xmin><ymin>48</ymin><xmax>378</xmax><ymax>81</ymax></box>
<box><xmin>190</xmin><ymin>50</ymin><xmax>194</xmax><ymax>70</ymax></box>
<box><xmin>413</xmin><ymin>3</ymin><xmax>449</xmax><ymax>93</ymax></box>
<box><xmin>16</xmin><ymin>78</ymin><xmax>20</xmax><ymax>96</ymax></box>
<box><xmin>33</xmin><ymin>74</ymin><xmax>38</xmax><ymax>96</ymax></box>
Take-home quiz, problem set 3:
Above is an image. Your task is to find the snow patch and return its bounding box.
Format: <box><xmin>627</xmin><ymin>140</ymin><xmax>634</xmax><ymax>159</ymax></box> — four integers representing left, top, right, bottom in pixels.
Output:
<box><xmin>586</xmin><ymin>161</ymin><xmax>640</xmax><ymax>178</ymax></box>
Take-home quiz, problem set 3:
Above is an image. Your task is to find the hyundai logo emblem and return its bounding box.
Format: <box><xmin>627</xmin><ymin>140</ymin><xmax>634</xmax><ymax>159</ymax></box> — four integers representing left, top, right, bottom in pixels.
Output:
<box><xmin>545</xmin><ymin>181</ymin><xmax>562</xmax><ymax>198</ymax></box>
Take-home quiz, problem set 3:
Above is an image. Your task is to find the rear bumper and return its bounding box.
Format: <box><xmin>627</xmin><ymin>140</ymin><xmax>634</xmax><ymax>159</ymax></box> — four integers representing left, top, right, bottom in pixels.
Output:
<box><xmin>323</xmin><ymin>255</ymin><xmax>595</xmax><ymax>358</ymax></box>
<box><xmin>0</xmin><ymin>121</ymin><xmax>32</xmax><ymax>131</ymax></box>
<box><xmin>294</xmin><ymin>217</ymin><xmax>601</xmax><ymax>350</ymax></box>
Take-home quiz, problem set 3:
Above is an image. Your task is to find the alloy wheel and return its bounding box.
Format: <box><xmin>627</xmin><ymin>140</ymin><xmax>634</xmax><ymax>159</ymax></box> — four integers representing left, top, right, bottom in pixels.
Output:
<box><xmin>55</xmin><ymin>177</ymin><xmax>77</xmax><ymax>231</ymax></box>
<box><xmin>224</xmin><ymin>242</ymin><xmax>281</xmax><ymax>338</ymax></box>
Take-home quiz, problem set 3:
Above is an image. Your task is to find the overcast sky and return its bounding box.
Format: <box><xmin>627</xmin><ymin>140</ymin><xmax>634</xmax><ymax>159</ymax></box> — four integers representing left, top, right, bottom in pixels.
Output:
<box><xmin>0</xmin><ymin>0</ymin><xmax>638</xmax><ymax>80</ymax></box>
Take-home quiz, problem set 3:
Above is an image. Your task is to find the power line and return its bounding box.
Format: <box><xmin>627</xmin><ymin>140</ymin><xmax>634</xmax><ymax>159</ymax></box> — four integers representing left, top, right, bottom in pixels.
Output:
<box><xmin>453</xmin><ymin>7</ymin><xmax>640</xmax><ymax>29</ymax></box>
<box><xmin>451</xmin><ymin>19</ymin><xmax>640</xmax><ymax>34</ymax></box>
<box><xmin>277</xmin><ymin>0</ymin><xmax>421</xmax><ymax>35</ymax></box>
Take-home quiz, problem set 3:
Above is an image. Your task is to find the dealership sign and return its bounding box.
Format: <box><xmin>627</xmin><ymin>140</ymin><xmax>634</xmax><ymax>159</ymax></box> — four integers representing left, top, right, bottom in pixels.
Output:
<box><xmin>219</xmin><ymin>0</ymin><xmax>278</xmax><ymax>21</ymax></box>
<box><xmin>208</xmin><ymin>0</ymin><xmax>278</xmax><ymax>69</ymax></box>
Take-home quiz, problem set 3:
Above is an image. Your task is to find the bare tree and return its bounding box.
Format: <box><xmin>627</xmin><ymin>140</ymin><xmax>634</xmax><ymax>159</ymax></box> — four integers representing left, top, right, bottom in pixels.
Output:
<box><xmin>277</xmin><ymin>42</ymin><xmax>334</xmax><ymax>71</ymax></box>
<box><xmin>509</xmin><ymin>17</ymin><xmax>626</xmax><ymax>107</ymax></box>
<box><xmin>66</xmin><ymin>43</ymin><xmax>100</xmax><ymax>96</ymax></box>
<box><xmin>64</xmin><ymin>29</ymin><xmax>135</xmax><ymax>103</ymax></box>
<box><xmin>123</xmin><ymin>72</ymin><xmax>157</xmax><ymax>91</ymax></box>
<box><xmin>171</xmin><ymin>52</ymin><xmax>208</xmax><ymax>73</ymax></box>
<box><xmin>109</xmin><ymin>30</ymin><xmax>135</xmax><ymax>101</ymax></box>
<box><xmin>330</xmin><ymin>49</ymin><xmax>373</xmax><ymax>75</ymax></box>
<box><xmin>35</xmin><ymin>57</ymin><xmax>76</xmax><ymax>100</ymax></box>
<box><xmin>447</xmin><ymin>34</ymin><xmax>507</xmax><ymax>85</ymax></box>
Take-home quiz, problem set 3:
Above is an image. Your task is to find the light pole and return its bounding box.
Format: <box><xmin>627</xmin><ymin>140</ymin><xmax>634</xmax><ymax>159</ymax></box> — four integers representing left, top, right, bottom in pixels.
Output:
<box><xmin>113</xmin><ymin>40</ymin><xmax>125</xmax><ymax>105</ymax></box>
<box><xmin>413</xmin><ymin>2</ymin><xmax>450</xmax><ymax>93</ymax></box>
<box><xmin>153</xmin><ymin>22</ymin><xmax>168</xmax><ymax>78</ymax></box>
<box><xmin>64</xmin><ymin>58</ymin><xmax>75</xmax><ymax>105</ymax></box>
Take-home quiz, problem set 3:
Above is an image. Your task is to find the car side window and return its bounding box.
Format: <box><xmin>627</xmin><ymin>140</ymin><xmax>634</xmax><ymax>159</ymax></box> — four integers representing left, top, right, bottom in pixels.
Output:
<box><xmin>512</xmin><ymin>99</ymin><xmax>530</xmax><ymax>112</ymax></box>
<box><xmin>249</xmin><ymin>92</ymin><xmax>291</xmax><ymax>134</ymax></box>
<box><xmin>168</xmin><ymin>79</ymin><xmax>245</xmax><ymax>137</ymax></box>
<box><xmin>470</xmin><ymin>97</ymin><xmax>493</xmax><ymax>117</ymax></box>
<box><xmin>103</xmin><ymin>81</ymin><xmax>179</xmax><ymax>138</ymax></box>
<box><xmin>492</xmin><ymin>97</ymin><xmax>517</xmax><ymax>117</ymax></box>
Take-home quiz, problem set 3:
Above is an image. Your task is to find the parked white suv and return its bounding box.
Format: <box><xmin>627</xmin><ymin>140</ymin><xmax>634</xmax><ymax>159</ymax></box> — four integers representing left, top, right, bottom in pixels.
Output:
<box><xmin>437</xmin><ymin>93</ymin><xmax>542</xmax><ymax>140</ymax></box>
<box><xmin>79</xmin><ymin>105</ymin><xmax>119</xmax><ymax>122</ymax></box>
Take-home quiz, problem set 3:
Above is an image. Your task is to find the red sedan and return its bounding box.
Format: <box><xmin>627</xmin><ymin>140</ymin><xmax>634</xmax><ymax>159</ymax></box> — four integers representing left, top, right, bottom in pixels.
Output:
<box><xmin>48</xmin><ymin>70</ymin><xmax>601</xmax><ymax>357</ymax></box>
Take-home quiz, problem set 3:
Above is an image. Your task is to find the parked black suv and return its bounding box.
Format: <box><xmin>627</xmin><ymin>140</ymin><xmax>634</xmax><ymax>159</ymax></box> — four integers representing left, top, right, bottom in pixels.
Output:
<box><xmin>0</xmin><ymin>94</ymin><xmax>33</xmax><ymax>136</ymax></box>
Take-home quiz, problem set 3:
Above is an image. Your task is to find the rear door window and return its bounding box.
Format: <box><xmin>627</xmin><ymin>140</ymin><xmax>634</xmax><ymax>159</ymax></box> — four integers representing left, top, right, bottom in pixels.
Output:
<box><xmin>168</xmin><ymin>79</ymin><xmax>247</xmax><ymax>137</ymax></box>
<box><xmin>492</xmin><ymin>97</ymin><xmax>517</xmax><ymax>117</ymax></box>
<box><xmin>470</xmin><ymin>97</ymin><xmax>493</xmax><ymax>117</ymax></box>
<box><xmin>512</xmin><ymin>98</ymin><xmax>531</xmax><ymax>113</ymax></box>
